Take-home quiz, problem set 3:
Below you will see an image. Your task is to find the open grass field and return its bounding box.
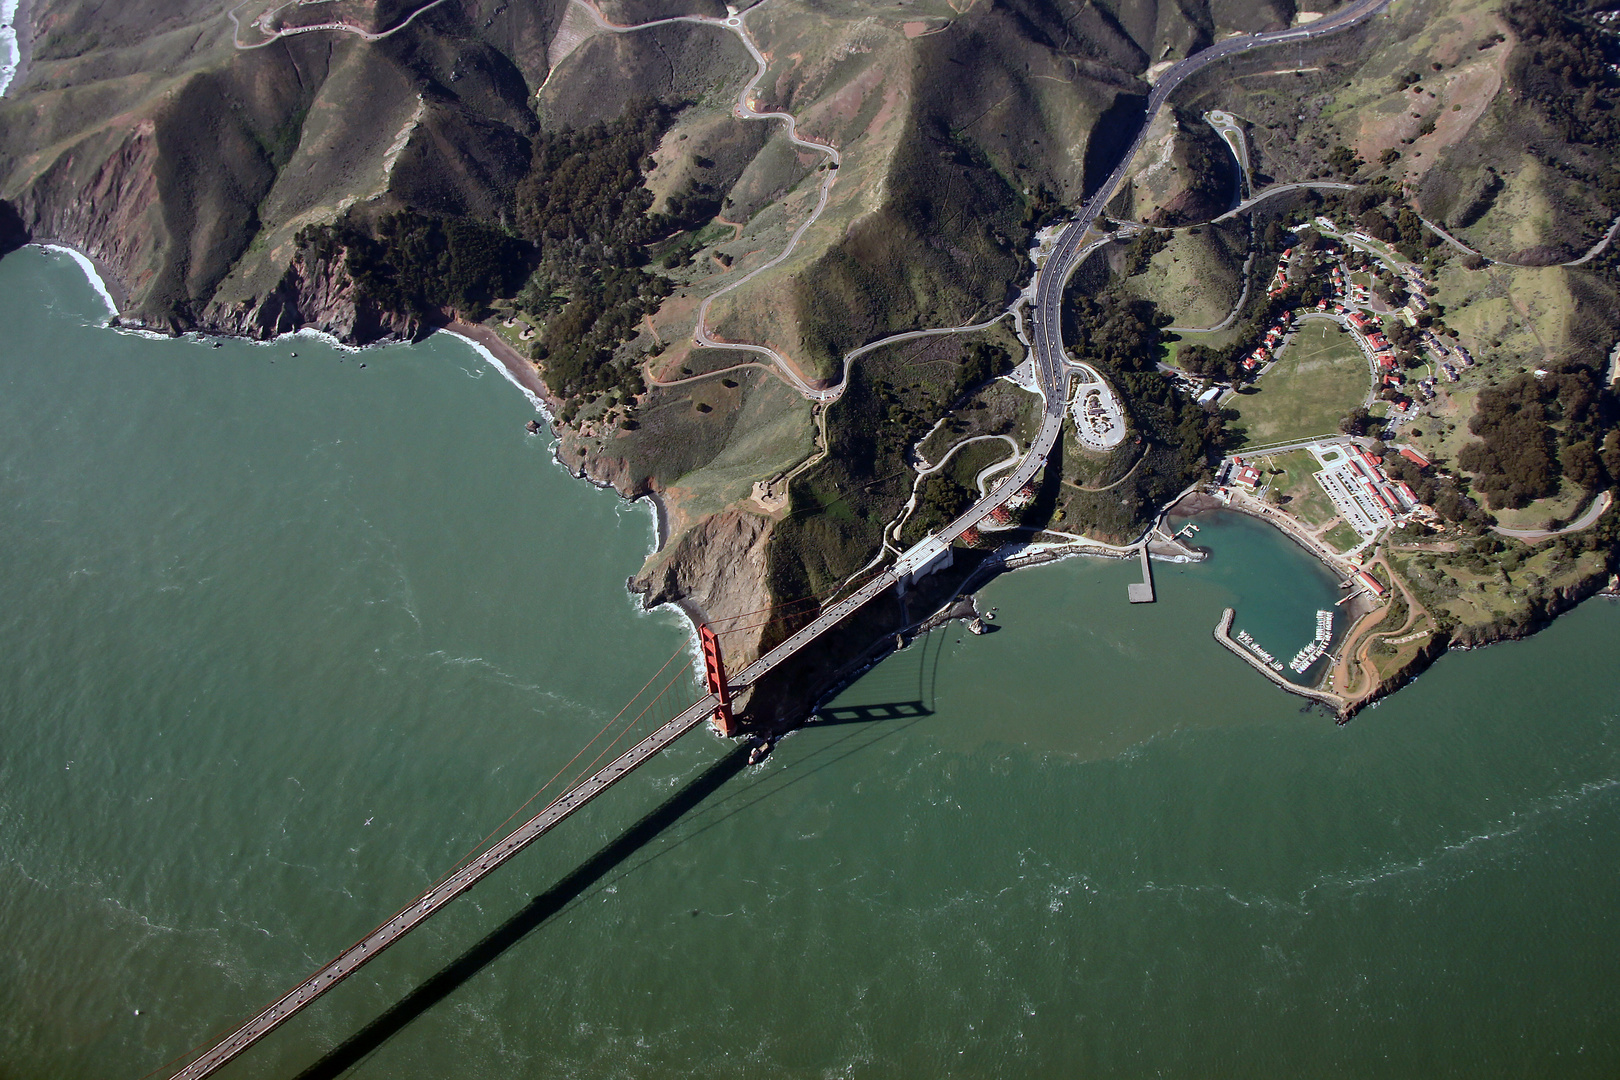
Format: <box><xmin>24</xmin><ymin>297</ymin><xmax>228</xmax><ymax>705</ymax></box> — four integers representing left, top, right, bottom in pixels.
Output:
<box><xmin>1488</xmin><ymin>480</ymin><xmax>1591</xmax><ymax>531</ymax></box>
<box><xmin>945</xmin><ymin>439</ymin><xmax>1019</xmax><ymax>494</ymax></box>
<box><xmin>1262</xmin><ymin>447</ymin><xmax>1339</xmax><ymax>528</ymax></box>
<box><xmin>1164</xmin><ymin>320</ymin><xmax>1248</xmax><ymax>363</ymax></box>
<box><xmin>1125</xmin><ymin>229</ymin><xmax>1243</xmax><ymax>328</ymax></box>
<box><xmin>1230</xmin><ymin>319</ymin><xmax>1370</xmax><ymax>447</ymax></box>
<box><xmin>1322</xmin><ymin>521</ymin><xmax>1363</xmax><ymax>553</ymax></box>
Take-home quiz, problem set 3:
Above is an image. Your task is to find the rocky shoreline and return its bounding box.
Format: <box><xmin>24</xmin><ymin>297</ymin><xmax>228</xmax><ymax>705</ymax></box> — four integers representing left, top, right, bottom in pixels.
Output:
<box><xmin>16</xmin><ymin>237</ymin><xmax>1614</xmax><ymax>732</ymax></box>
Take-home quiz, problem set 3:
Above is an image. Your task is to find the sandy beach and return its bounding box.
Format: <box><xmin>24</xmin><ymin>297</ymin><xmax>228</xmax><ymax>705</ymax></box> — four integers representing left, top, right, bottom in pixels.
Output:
<box><xmin>444</xmin><ymin>319</ymin><xmax>548</xmax><ymax>401</ymax></box>
<box><xmin>39</xmin><ymin>243</ymin><xmax>124</xmax><ymax>316</ymax></box>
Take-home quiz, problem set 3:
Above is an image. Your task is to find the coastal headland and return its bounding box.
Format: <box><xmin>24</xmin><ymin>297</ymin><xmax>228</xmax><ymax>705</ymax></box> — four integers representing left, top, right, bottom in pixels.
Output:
<box><xmin>1</xmin><ymin>0</ymin><xmax>1615</xmax><ymax>735</ymax></box>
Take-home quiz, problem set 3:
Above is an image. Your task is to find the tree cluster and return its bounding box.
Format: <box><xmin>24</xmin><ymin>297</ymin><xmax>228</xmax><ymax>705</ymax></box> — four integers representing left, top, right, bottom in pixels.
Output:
<box><xmin>1457</xmin><ymin>367</ymin><xmax>1619</xmax><ymax>509</ymax></box>
<box><xmin>297</xmin><ymin>211</ymin><xmax>528</xmax><ymax>322</ymax></box>
<box><xmin>296</xmin><ymin>100</ymin><xmax>713</xmax><ymax>414</ymax></box>
<box><xmin>1122</xmin><ymin>229</ymin><xmax>1167</xmax><ymax>276</ymax></box>
<box><xmin>1502</xmin><ymin>0</ymin><xmax>1620</xmax><ymax>156</ymax></box>
<box><xmin>509</xmin><ymin>102</ymin><xmax>703</xmax><ymax>405</ymax></box>
<box><xmin>1382</xmin><ymin>452</ymin><xmax>1491</xmax><ymax>527</ymax></box>
<box><xmin>954</xmin><ymin>343</ymin><xmax>1013</xmax><ymax>399</ymax></box>
<box><xmin>910</xmin><ymin>473</ymin><xmax>972</xmax><ymax>536</ymax></box>
<box><xmin>1064</xmin><ymin>288</ymin><xmax>1227</xmax><ymax>501</ymax></box>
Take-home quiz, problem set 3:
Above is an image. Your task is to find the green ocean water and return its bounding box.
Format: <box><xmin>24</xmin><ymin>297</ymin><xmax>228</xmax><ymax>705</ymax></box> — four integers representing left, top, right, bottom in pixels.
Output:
<box><xmin>3</xmin><ymin>244</ymin><xmax>1619</xmax><ymax>1079</ymax></box>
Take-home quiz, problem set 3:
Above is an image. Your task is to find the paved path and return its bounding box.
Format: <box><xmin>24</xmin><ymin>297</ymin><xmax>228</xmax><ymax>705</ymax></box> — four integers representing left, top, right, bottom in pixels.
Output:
<box><xmin>1492</xmin><ymin>490</ymin><xmax>1612</xmax><ymax>542</ymax></box>
<box><xmin>227</xmin><ymin>0</ymin><xmax>451</xmax><ymax>48</ymax></box>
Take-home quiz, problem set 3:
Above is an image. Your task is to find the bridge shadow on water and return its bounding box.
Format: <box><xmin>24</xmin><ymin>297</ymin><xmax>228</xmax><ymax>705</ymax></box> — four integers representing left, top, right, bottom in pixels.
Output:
<box><xmin>812</xmin><ymin>699</ymin><xmax>931</xmax><ymax>725</ymax></box>
<box><xmin>294</xmin><ymin>629</ymin><xmax>951</xmax><ymax>1077</ymax></box>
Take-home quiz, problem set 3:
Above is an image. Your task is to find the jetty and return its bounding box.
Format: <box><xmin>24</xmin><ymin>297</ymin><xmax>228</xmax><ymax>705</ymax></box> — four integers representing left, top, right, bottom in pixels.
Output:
<box><xmin>1127</xmin><ymin>545</ymin><xmax>1155</xmax><ymax>603</ymax></box>
<box><xmin>1214</xmin><ymin>608</ymin><xmax>1347</xmax><ymax>712</ymax></box>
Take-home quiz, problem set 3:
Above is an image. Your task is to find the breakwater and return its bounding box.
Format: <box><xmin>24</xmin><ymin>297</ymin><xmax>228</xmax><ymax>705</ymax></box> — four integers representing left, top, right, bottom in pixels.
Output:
<box><xmin>1215</xmin><ymin>607</ymin><xmax>1347</xmax><ymax>713</ymax></box>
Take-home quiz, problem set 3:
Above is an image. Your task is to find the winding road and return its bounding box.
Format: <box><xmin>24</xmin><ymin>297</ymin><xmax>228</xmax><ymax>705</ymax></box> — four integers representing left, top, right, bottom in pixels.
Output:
<box><xmin>970</xmin><ymin>0</ymin><xmax>1392</xmax><ymax>545</ymax></box>
<box><xmin>227</xmin><ymin>0</ymin><xmax>453</xmax><ymax>48</ymax></box>
<box><xmin>568</xmin><ymin>0</ymin><xmax>846</xmax><ymax>400</ymax></box>
<box><xmin>1492</xmin><ymin>490</ymin><xmax>1613</xmax><ymax>542</ymax></box>
<box><xmin>1420</xmin><ymin>211</ymin><xmax>1620</xmax><ymax>269</ymax></box>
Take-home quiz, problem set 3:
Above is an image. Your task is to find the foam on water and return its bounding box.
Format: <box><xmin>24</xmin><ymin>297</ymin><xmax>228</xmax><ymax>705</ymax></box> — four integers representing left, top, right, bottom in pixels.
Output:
<box><xmin>438</xmin><ymin>328</ymin><xmax>550</xmax><ymax>419</ymax></box>
<box><xmin>39</xmin><ymin>244</ymin><xmax>116</xmax><ymax>318</ymax></box>
<box><xmin>0</xmin><ymin>0</ymin><xmax>19</xmax><ymax>97</ymax></box>
<box><xmin>8</xmin><ymin>245</ymin><xmax>1620</xmax><ymax>1076</ymax></box>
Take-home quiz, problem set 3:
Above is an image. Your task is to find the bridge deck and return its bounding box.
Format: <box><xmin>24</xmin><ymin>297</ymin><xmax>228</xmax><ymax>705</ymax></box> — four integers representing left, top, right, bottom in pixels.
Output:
<box><xmin>169</xmin><ymin>689</ymin><xmax>721</xmax><ymax>1080</ymax></box>
<box><xmin>171</xmin><ymin>564</ymin><xmax>901</xmax><ymax>1080</ymax></box>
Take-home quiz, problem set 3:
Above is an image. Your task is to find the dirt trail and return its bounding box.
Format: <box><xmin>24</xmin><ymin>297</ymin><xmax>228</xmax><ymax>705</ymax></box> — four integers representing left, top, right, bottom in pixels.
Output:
<box><xmin>1332</xmin><ymin>555</ymin><xmax>1430</xmax><ymax>701</ymax></box>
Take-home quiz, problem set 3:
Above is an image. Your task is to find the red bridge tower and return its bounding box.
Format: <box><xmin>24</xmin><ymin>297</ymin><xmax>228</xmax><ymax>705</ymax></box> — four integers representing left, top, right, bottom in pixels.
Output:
<box><xmin>698</xmin><ymin>625</ymin><xmax>737</xmax><ymax>736</ymax></box>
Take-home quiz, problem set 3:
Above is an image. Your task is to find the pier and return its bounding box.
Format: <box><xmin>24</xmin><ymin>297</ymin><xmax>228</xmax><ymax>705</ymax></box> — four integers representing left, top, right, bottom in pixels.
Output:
<box><xmin>1128</xmin><ymin>545</ymin><xmax>1155</xmax><ymax>603</ymax></box>
<box><xmin>1214</xmin><ymin>608</ymin><xmax>1347</xmax><ymax>713</ymax></box>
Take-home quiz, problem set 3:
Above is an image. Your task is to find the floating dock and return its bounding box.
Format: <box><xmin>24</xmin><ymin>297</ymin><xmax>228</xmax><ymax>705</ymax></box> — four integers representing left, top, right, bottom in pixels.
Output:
<box><xmin>1214</xmin><ymin>608</ymin><xmax>1346</xmax><ymax>712</ymax></box>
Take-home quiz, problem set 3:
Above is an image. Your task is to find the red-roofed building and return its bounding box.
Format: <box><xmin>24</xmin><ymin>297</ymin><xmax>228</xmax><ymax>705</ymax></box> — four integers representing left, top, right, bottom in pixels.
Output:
<box><xmin>1356</xmin><ymin>570</ymin><xmax>1387</xmax><ymax>597</ymax></box>
<box><xmin>1398</xmin><ymin>447</ymin><xmax>1431</xmax><ymax>468</ymax></box>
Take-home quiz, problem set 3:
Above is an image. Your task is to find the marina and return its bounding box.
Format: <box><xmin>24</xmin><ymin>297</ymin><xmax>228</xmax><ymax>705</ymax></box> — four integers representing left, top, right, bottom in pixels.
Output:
<box><xmin>1215</xmin><ymin>609</ymin><xmax>1348</xmax><ymax>712</ymax></box>
<box><xmin>1289</xmin><ymin>609</ymin><xmax>1336</xmax><ymax>673</ymax></box>
<box><xmin>1235</xmin><ymin>628</ymin><xmax>1284</xmax><ymax>672</ymax></box>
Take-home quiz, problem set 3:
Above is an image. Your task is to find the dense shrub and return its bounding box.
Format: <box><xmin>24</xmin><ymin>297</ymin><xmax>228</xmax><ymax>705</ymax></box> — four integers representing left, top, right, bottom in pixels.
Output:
<box><xmin>298</xmin><ymin>211</ymin><xmax>527</xmax><ymax>321</ymax></box>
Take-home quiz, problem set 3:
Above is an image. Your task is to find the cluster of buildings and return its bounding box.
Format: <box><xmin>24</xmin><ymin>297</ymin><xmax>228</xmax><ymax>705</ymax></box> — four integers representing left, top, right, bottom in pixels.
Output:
<box><xmin>959</xmin><ymin>482</ymin><xmax>1038</xmax><ymax>545</ymax></box>
<box><xmin>1242</xmin><ymin>317</ymin><xmax>1293</xmax><ymax>372</ymax></box>
<box><xmin>1311</xmin><ymin>442</ymin><xmax>1424</xmax><ymax>538</ymax></box>
<box><xmin>1220</xmin><ymin>440</ymin><xmax>1432</xmax><ymax>547</ymax></box>
<box><xmin>1265</xmin><ymin>247</ymin><xmax>1296</xmax><ymax>299</ymax></box>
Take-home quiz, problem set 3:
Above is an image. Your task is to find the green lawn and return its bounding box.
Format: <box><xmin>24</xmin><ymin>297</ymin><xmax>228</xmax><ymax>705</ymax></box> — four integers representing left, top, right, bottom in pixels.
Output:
<box><xmin>1262</xmin><ymin>447</ymin><xmax>1338</xmax><ymax>528</ymax></box>
<box><xmin>1230</xmin><ymin>319</ymin><xmax>1372</xmax><ymax>447</ymax></box>
<box><xmin>1323</xmin><ymin>521</ymin><xmax>1364</xmax><ymax>554</ymax></box>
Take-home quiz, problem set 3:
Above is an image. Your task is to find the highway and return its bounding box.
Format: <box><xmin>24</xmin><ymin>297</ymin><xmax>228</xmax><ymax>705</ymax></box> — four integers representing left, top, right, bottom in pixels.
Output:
<box><xmin>161</xmin><ymin>3</ymin><xmax>1392</xmax><ymax>1075</ymax></box>
<box><xmin>1211</xmin><ymin>180</ymin><xmax>1358</xmax><ymax>222</ymax></box>
<box><xmin>953</xmin><ymin>0</ymin><xmax>1392</xmax><ymax>542</ymax></box>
